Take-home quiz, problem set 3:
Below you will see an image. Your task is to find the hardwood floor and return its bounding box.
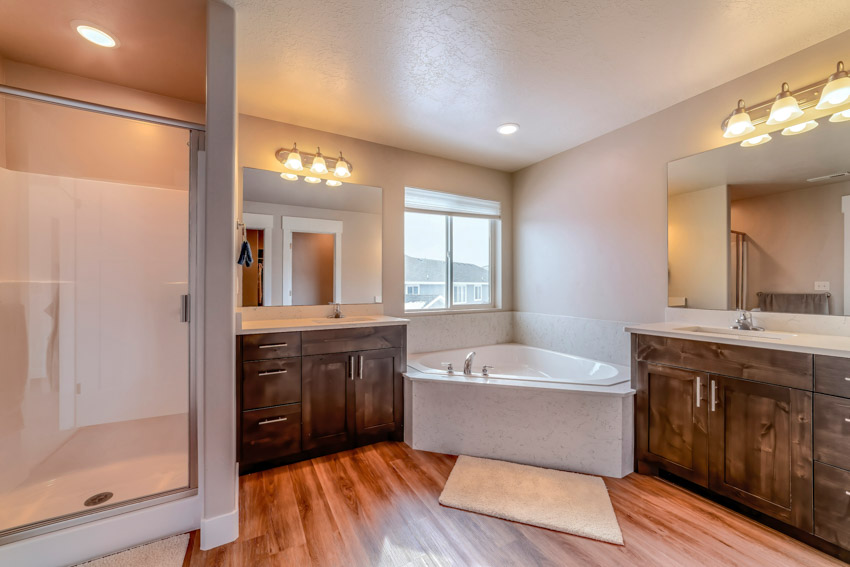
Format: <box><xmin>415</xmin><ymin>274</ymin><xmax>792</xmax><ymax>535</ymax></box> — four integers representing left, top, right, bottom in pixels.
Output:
<box><xmin>184</xmin><ymin>442</ymin><xmax>844</xmax><ymax>566</ymax></box>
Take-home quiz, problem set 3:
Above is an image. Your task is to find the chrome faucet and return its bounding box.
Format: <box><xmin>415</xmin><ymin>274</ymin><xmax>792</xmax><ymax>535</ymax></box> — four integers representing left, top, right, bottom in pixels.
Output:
<box><xmin>463</xmin><ymin>351</ymin><xmax>476</xmax><ymax>375</ymax></box>
<box><xmin>731</xmin><ymin>310</ymin><xmax>764</xmax><ymax>331</ymax></box>
<box><xmin>328</xmin><ymin>302</ymin><xmax>344</xmax><ymax>319</ymax></box>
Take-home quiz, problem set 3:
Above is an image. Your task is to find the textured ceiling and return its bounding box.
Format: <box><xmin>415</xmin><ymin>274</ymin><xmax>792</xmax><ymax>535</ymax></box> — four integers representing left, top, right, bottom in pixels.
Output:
<box><xmin>231</xmin><ymin>0</ymin><xmax>850</xmax><ymax>171</ymax></box>
<box><xmin>0</xmin><ymin>0</ymin><xmax>206</xmax><ymax>102</ymax></box>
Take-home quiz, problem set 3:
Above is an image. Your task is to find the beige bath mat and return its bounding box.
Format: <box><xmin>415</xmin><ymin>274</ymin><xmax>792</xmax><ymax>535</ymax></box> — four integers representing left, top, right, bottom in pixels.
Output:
<box><xmin>439</xmin><ymin>456</ymin><xmax>624</xmax><ymax>545</ymax></box>
<box><xmin>74</xmin><ymin>533</ymin><xmax>190</xmax><ymax>567</ymax></box>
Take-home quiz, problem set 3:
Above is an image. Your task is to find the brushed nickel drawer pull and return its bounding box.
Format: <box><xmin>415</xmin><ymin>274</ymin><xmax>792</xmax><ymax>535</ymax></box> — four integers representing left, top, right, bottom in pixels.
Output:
<box><xmin>259</xmin><ymin>343</ymin><xmax>288</xmax><ymax>349</ymax></box>
<box><xmin>359</xmin><ymin>355</ymin><xmax>364</xmax><ymax>379</ymax></box>
<box><xmin>846</xmin><ymin>491</ymin><xmax>850</xmax><ymax>496</ymax></box>
<box><xmin>711</xmin><ymin>380</ymin><xmax>717</xmax><ymax>413</ymax></box>
<box><xmin>259</xmin><ymin>417</ymin><xmax>288</xmax><ymax>425</ymax></box>
<box><xmin>845</xmin><ymin>418</ymin><xmax>850</xmax><ymax>423</ymax></box>
<box><xmin>349</xmin><ymin>356</ymin><xmax>355</xmax><ymax>380</ymax></box>
<box><xmin>695</xmin><ymin>376</ymin><xmax>701</xmax><ymax>408</ymax></box>
<box><xmin>258</xmin><ymin>369</ymin><xmax>287</xmax><ymax>377</ymax></box>
<box><xmin>845</xmin><ymin>377</ymin><xmax>850</xmax><ymax>381</ymax></box>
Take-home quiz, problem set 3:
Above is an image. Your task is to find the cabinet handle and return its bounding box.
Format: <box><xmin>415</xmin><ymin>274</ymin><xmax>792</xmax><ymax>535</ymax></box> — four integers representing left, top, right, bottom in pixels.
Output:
<box><xmin>259</xmin><ymin>343</ymin><xmax>287</xmax><ymax>349</ymax></box>
<box><xmin>846</xmin><ymin>491</ymin><xmax>850</xmax><ymax>496</ymax></box>
<box><xmin>359</xmin><ymin>355</ymin><xmax>364</xmax><ymax>380</ymax></box>
<box><xmin>695</xmin><ymin>376</ymin><xmax>701</xmax><ymax>408</ymax></box>
<box><xmin>844</xmin><ymin>418</ymin><xmax>850</xmax><ymax>423</ymax></box>
<box><xmin>711</xmin><ymin>380</ymin><xmax>717</xmax><ymax>412</ymax></box>
<box><xmin>845</xmin><ymin>377</ymin><xmax>850</xmax><ymax>382</ymax></box>
<box><xmin>258</xmin><ymin>369</ymin><xmax>287</xmax><ymax>377</ymax></box>
<box><xmin>259</xmin><ymin>417</ymin><xmax>288</xmax><ymax>425</ymax></box>
<box><xmin>349</xmin><ymin>356</ymin><xmax>355</xmax><ymax>380</ymax></box>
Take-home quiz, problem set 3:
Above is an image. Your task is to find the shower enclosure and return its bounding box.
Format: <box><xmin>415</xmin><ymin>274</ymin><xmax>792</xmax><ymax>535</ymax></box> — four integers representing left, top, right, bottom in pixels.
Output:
<box><xmin>0</xmin><ymin>87</ymin><xmax>201</xmax><ymax>543</ymax></box>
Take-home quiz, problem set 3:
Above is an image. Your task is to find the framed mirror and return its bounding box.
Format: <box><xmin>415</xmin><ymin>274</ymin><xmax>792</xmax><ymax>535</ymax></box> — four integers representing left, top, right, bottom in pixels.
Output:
<box><xmin>241</xmin><ymin>167</ymin><xmax>382</xmax><ymax>307</ymax></box>
<box><xmin>668</xmin><ymin>117</ymin><xmax>850</xmax><ymax>316</ymax></box>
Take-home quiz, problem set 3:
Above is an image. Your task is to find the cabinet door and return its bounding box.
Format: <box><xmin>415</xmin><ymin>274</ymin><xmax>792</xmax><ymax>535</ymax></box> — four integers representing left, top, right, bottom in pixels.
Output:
<box><xmin>640</xmin><ymin>363</ymin><xmax>709</xmax><ymax>486</ymax></box>
<box><xmin>302</xmin><ymin>352</ymin><xmax>355</xmax><ymax>451</ymax></box>
<box><xmin>354</xmin><ymin>348</ymin><xmax>402</xmax><ymax>441</ymax></box>
<box><xmin>707</xmin><ymin>375</ymin><xmax>813</xmax><ymax>531</ymax></box>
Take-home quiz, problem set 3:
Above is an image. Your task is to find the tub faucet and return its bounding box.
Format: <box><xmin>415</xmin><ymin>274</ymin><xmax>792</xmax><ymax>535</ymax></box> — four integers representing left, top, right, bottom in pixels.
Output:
<box><xmin>463</xmin><ymin>351</ymin><xmax>476</xmax><ymax>375</ymax></box>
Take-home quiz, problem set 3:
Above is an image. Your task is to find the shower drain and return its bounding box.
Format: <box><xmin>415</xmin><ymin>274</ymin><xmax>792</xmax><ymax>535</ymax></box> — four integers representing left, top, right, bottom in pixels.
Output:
<box><xmin>84</xmin><ymin>492</ymin><xmax>114</xmax><ymax>507</ymax></box>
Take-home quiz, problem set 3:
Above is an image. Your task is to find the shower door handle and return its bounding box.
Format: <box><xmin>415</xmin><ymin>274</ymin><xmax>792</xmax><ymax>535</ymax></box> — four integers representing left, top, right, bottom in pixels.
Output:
<box><xmin>180</xmin><ymin>294</ymin><xmax>190</xmax><ymax>323</ymax></box>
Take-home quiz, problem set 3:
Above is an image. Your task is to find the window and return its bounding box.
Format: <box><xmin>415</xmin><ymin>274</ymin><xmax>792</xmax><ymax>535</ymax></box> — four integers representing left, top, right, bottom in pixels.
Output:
<box><xmin>404</xmin><ymin>188</ymin><xmax>499</xmax><ymax>312</ymax></box>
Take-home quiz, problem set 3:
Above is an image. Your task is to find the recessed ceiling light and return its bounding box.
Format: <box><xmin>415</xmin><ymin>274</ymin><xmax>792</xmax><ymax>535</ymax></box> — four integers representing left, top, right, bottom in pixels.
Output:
<box><xmin>497</xmin><ymin>123</ymin><xmax>519</xmax><ymax>135</ymax></box>
<box><xmin>72</xmin><ymin>21</ymin><xmax>118</xmax><ymax>48</ymax></box>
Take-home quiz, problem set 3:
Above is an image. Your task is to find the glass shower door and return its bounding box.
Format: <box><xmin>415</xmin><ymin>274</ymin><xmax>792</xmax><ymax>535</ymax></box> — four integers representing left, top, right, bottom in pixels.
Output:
<box><xmin>0</xmin><ymin>92</ymin><xmax>194</xmax><ymax>537</ymax></box>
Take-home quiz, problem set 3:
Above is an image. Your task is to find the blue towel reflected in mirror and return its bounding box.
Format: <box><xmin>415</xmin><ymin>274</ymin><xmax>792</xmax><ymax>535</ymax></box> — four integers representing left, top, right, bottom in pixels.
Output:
<box><xmin>237</xmin><ymin>239</ymin><xmax>253</xmax><ymax>267</ymax></box>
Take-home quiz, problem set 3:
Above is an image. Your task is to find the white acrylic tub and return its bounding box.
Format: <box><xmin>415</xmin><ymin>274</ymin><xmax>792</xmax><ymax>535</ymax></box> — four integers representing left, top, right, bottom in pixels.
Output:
<box><xmin>407</xmin><ymin>343</ymin><xmax>629</xmax><ymax>388</ymax></box>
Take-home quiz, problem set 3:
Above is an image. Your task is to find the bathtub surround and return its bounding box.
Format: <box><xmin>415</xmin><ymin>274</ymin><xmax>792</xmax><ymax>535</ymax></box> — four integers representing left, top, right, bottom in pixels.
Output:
<box><xmin>406</xmin><ymin>311</ymin><xmax>513</xmax><ymax>353</ymax></box>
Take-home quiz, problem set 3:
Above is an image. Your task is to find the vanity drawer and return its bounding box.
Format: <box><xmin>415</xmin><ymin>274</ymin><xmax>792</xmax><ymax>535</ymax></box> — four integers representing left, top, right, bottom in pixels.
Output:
<box><xmin>816</xmin><ymin>355</ymin><xmax>850</xmax><ymax>399</ymax></box>
<box><xmin>242</xmin><ymin>358</ymin><xmax>301</xmax><ymax>410</ymax></box>
<box><xmin>814</xmin><ymin>393</ymin><xmax>850</xmax><ymax>471</ymax></box>
<box><xmin>814</xmin><ymin>462</ymin><xmax>850</xmax><ymax>549</ymax></box>
<box><xmin>241</xmin><ymin>404</ymin><xmax>301</xmax><ymax>464</ymax></box>
<box><xmin>302</xmin><ymin>325</ymin><xmax>405</xmax><ymax>356</ymax></box>
<box><xmin>242</xmin><ymin>332</ymin><xmax>301</xmax><ymax>361</ymax></box>
<box><xmin>636</xmin><ymin>334</ymin><xmax>812</xmax><ymax>390</ymax></box>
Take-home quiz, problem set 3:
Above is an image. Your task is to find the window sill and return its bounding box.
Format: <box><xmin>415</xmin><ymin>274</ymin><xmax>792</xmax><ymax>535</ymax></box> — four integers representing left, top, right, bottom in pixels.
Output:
<box><xmin>403</xmin><ymin>308</ymin><xmax>507</xmax><ymax>317</ymax></box>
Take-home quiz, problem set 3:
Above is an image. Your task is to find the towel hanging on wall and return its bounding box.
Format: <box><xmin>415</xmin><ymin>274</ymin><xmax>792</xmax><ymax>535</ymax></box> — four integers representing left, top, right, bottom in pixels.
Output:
<box><xmin>237</xmin><ymin>221</ymin><xmax>253</xmax><ymax>267</ymax></box>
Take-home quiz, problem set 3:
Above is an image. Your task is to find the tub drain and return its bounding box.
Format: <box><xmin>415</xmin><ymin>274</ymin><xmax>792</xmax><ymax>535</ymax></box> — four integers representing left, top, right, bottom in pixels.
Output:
<box><xmin>84</xmin><ymin>492</ymin><xmax>114</xmax><ymax>507</ymax></box>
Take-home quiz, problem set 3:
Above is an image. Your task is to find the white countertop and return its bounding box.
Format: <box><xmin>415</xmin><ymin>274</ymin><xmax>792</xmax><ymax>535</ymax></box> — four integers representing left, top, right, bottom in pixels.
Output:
<box><xmin>237</xmin><ymin>315</ymin><xmax>408</xmax><ymax>335</ymax></box>
<box><xmin>626</xmin><ymin>321</ymin><xmax>850</xmax><ymax>359</ymax></box>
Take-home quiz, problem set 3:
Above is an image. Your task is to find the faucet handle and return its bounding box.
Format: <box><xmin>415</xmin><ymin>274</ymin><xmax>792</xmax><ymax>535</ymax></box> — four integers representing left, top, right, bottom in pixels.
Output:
<box><xmin>441</xmin><ymin>362</ymin><xmax>454</xmax><ymax>374</ymax></box>
<box><xmin>482</xmin><ymin>365</ymin><xmax>494</xmax><ymax>376</ymax></box>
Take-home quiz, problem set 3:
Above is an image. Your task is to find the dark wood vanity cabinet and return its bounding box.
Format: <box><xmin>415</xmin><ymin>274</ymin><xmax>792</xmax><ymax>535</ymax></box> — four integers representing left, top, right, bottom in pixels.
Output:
<box><xmin>238</xmin><ymin>325</ymin><xmax>406</xmax><ymax>474</ymax></box>
<box><xmin>635</xmin><ymin>333</ymin><xmax>849</xmax><ymax>558</ymax></box>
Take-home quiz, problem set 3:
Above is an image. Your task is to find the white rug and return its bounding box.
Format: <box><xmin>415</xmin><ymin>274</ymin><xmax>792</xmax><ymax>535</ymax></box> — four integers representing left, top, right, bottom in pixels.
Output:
<box><xmin>439</xmin><ymin>456</ymin><xmax>624</xmax><ymax>545</ymax></box>
<box><xmin>73</xmin><ymin>533</ymin><xmax>190</xmax><ymax>567</ymax></box>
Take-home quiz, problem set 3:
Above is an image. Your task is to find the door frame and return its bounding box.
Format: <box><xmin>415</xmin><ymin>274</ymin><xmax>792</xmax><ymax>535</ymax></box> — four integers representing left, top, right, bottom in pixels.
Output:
<box><xmin>281</xmin><ymin>216</ymin><xmax>342</xmax><ymax>305</ymax></box>
<box><xmin>242</xmin><ymin>212</ymin><xmax>273</xmax><ymax>306</ymax></box>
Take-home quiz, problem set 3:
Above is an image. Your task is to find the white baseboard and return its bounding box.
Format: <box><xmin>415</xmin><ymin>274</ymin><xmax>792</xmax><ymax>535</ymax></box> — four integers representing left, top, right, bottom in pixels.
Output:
<box><xmin>199</xmin><ymin>507</ymin><xmax>238</xmax><ymax>550</ymax></box>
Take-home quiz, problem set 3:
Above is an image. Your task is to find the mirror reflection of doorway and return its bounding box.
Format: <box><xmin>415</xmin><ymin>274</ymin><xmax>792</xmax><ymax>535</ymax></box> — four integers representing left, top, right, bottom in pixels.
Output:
<box><xmin>292</xmin><ymin>232</ymin><xmax>335</xmax><ymax>305</ymax></box>
<box><xmin>241</xmin><ymin>229</ymin><xmax>264</xmax><ymax>306</ymax></box>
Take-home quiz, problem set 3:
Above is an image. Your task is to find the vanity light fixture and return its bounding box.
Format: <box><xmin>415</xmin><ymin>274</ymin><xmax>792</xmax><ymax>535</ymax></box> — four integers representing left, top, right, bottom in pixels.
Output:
<box><xmin>280</xmin><ymin>172</ymin><xmax>299</xmax><ymax>181</ymax></box>
<box><xmin>497</xmin><ymin>123</ymin><xmax>520</xmax><ymax>135</ymax></box>
<box><xmin>781</xmin><ymin>120</ymin><xmax>818</xmax><ymax>136</ymax></box>
<box><xmin>73</xmin><ymin>22</ymin><xmax>118</xmax><ymax>48</ymax></box>
<box><xmin>815</xmin><ymin>61</ymin><xmax>850</xmax><ymax>109</ymax></box>
<box><xmin>740</xmin><ymin>133</ymin><xmax>771</xmax><ymax>147</ymax></box>
<box><xmin>722</xmin><ymin>100</ymin><xmax>755</xmax><ymax>138</ymax></box>
<box><xmin>283</xmin><ymin>143</ymin><xmax>304</xmax><ymax>171</ymax></box>
<box><xmin>766</xmin><ymin>83</ymin><xmax>803</xmax><ymax>125</ymax></box>
<box><xmin>333</xmin><ymin>153</ymin><xmax>351</xmax><ymax>178</ymax></box>
<box><xmin>830</xmin><ymin>109</ymin><xmax>850</xmax><ymax>123</ymax></box>
<box><xmin>326</xmin><ymin>179</ymin><xmax>342</xmax><ymax>187</ymax></box>
<box><xmin>304</xmin><ymin>176</ymin><xmax>321</xmax><ymax>184</ymax></box>
<box><xmin>310</xmin><ymin>147</ymin><xmax>328</xmax><ymax>174</ymax></box>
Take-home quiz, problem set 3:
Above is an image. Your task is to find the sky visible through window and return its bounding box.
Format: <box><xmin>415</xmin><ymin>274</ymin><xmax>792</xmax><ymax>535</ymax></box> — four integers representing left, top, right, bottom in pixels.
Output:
<box><xmin>405</xmin><ymin>212</ymin><xmax>489</xmax><ymax>267</ymax></box>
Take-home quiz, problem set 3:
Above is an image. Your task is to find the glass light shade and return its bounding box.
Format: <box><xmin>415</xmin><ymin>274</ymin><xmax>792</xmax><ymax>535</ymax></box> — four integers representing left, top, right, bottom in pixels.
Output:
<box><xmin>816</xmin><ymin>62</ymin><xmax>850</xmax><ymax>109</ymax></box>
<box><xmin>280</xmin><ymin>172</ymin><xmax>299</xmax><ymax>181</ymax></box>
<box><xmin>766</xmin><ymin>85</ymin><xmax>803</xmax><ymax>125</ymax></box>
<box><xmin>304</xmin><ymin>176</ymin><xmax>321</xmax><ymax>184</ymax></box>
<box><xmin>310</xmin><ymin>148</ymin><xmax>328</xmax><ymax>174</ymax></box>
<box><xmin>781</xmin><ymin>120</ymin><xmax>818</xmax><ymax>136</ymax></box>
<box><xmin>829</xmin><ymin>109</ymin><xmax>850</xmax><ymax>123</ymax></box>
<box><xmin>284</xmin><ymin>149</ymin><xmax>303</xmax><ymax>171</ymax></box>
<box><xmin>723</xmin><ymin>101</ymin><xmax>755</xmax><ymax>138</ymax></box>
<box><xmin>75</xmin><ymin>24</ymin><xmax>117</xmax><ymax>47</ymax></box>
<box><xmin>333</xmin><ymin>157</ymin><xmax>351</xmax><ymax>178</ymax></box>
<box><xmin>740</xmin><ymin>133</ymin><xmax>772</xmax><ymax>147</ymax></box>
<box><xmin>326</xmin><ymin>179</ymin><xmax>342</xmax><ymax>187</ymax></box>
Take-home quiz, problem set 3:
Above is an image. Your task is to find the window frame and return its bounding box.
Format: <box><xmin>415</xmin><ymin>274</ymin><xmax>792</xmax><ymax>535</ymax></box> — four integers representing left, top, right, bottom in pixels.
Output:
<box><xmin>404</xmin><ymin>208</ymin><xmax>498</xmax><ymax>314</ymax></box>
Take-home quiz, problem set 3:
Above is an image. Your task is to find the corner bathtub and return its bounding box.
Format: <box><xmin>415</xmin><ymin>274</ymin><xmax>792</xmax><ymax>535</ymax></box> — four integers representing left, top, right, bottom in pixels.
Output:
<box><xmin>403</xmin><ymin>343</ymin><xmax>635</xmax><ymax>478</ymax></box>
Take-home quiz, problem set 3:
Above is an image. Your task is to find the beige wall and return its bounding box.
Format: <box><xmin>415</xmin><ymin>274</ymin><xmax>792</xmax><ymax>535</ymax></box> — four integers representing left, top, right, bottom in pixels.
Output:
<box><xmin>732</xmin><ymin>181</ymin><xmax>850</xmax><ymax>315</ymax></box>
<box><xmin>513</xmin><ymin>30</ymin><xmax>850</xmax><ymax>323</ymax></box>
<box><xmin>669</xmin><ymin>185</ymin><xmax>729</xmax><ymax>309</ymax></box>
<box><xmin>0</xmin><ymin>56</ymin><xmax>6</xmax><ymax>168</ymax></box>
<box><xmin>238</xmin><ymin>114</ymin><xmax>513</xmax><ymax>316</ymax></box>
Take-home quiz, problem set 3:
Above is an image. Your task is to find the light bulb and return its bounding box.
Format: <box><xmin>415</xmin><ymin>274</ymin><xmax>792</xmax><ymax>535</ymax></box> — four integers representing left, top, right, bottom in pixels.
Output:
<box><xmin>326</xmin><ymin>179</ymin><xmax>342</xmax><ymax>187</ymax></box>
<box><xmin>280</xmin><ymin>172</ymin><xmax>298</xmax><ymax>181</ymax></box>
<box><xmin>310</xmin><ymin>148</ymin><xmax>328</xmax><ymax>174</ymax></box>
<box><xmin>334</xmin><ymin>154</ymin><xmax>351</xmax><ymax>178</ymax></box>
<box><xmin>829</xmin><ymin>109</ymin><xmax>850</xmax><ymax>123</ymax></box>
<box><xmin>74</xmin><ymin>23</ymin><xmax>118</xmax><ymax>47</ymax></box>
<box><xmin>740</xmin><ymin>134</ymin><xmax>772</xmax><ymax>147</ymax></box>
<box><xmin>284</xmin><ymin>144</ymin><xmax>303</xmax><ymax>171</ymax></box>
<box><xmin>497</xmin><ymin>123</ymin><xmax>519</xmax><ymax>135</ymax></box>
<box><xmin>723</xmin><ymin>100</ymin><xmax>755</xmax><ymax>138</ymax></box>
<box><xmin>781</xmin><ymin>120</ymin><xmax>818</xmax><ymax>136</ymax></box>
<box><xmin>766</xmin><ymin>83</ymin><xmax>803</xmax><ymax>125</ymax></box>
<box><xmin>304</xmin><ymin>176</ymin><xmax>321</xmax><ymax>184</ymax></box>
<box><xmin>816</xmin><ymin>62</ymin><xmax>850</xmax><ymax>109</ymax></box>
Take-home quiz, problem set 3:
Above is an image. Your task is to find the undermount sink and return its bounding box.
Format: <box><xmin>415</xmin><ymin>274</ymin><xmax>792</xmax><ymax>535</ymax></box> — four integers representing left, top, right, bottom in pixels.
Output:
<box><xmin>312</xmin><ymin>316</ymin><xmax>377</xmax><ymax>324</ymax></box>
<box><xmin>673</xmin><ymin>325</ymin><xmax>795</xmax><ymax>341</ymax></box>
